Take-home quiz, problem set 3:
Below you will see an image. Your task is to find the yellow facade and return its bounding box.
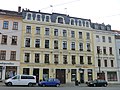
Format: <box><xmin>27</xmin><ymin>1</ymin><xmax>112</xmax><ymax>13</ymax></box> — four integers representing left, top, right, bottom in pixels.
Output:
<box><xmin>20</xmin><ymin>11</ymin><xmax>95</xmax><ymax>83</ymax></box>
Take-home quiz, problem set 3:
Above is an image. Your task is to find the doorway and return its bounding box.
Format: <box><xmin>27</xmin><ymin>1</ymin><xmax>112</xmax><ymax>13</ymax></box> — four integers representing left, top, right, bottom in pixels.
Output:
<box><xmin>56</xmin><ymin>69</ymin><xmax>66</xmax><ymax>84</ymax></box>
<box><xmin>33</xmin><ymin>68</ymin><xmax>39</xmax><ymax>83</ymax></box>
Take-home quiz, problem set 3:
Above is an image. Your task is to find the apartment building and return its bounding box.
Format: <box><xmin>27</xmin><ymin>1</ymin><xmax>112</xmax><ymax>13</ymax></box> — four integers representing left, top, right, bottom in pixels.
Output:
<box><xmin>20</xmin><ymin>9</ymin><xmax>95</xmax><ymax>83</ymax></box>
<box><xmin>92</xmin><ymin>23</ymin><xmax>119</xmax><ymax>83</ymax></box>
<box><xmin>113</xmin><ymin>30</ymin><xmax>120</xmax><ymax>83</ymax></box>
<box><xmin>0</xmin><ymin>8</ymin><xmax>22</xmax><ymax>81</ymax></box>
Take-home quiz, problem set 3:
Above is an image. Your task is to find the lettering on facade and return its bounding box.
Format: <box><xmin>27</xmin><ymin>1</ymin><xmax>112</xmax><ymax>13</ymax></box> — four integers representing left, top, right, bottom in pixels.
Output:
<box><xmin>0</xmin><ymin>62</ymin><xmax>14</xmax><ymax>65</ymax></box>
<box><xmin>27</xmin><ymin>64</ymin><xmax>45</xmax><ymax>67</ymax></box>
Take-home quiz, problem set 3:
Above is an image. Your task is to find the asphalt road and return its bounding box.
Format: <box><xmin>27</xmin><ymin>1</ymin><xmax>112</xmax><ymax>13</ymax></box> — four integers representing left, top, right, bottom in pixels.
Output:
<box><xmin>0</xmin><ymin>86</ymin><xmax>120</xmax><ymax>90</ymax></box>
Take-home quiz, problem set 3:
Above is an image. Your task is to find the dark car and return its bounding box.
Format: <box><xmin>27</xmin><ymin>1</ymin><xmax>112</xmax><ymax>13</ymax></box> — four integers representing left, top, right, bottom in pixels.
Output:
<box><xmin>87</xmin><ymin>79</ymin><xmax>108</xmax><ymax>87</ymax></box>
<box><xmin>38</xmin><ymin>78</ymin><xmax>60</xmax><ymax>87</ymax></box>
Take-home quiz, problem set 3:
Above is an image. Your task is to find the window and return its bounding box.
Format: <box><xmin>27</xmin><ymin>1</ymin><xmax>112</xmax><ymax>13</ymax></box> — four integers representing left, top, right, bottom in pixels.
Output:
<box><xmin>71</xmin><ymin>31</ymin><xmax>75</xmax><ymax>38</ymax></box>
<box><xmin>80</xmin><ymin>56</ymin><xmax>84</xmax><ymax>64</ymax></box>
<box><xmin>45</xmin><ymin>40</ymin><xmax>49</xmax><ymax>48</ymax></box>
<box><xmin>87</xmin><ymin>43</ymin><xmax>91</xmax><ymax>51</ymax></box>
<box><xmin>10</xmin><ymin>51</ymin><xmax>16</xmax><ymax>60</ymax></box>
<box><xmin>1</xmin><ymin>35</ymin><xmax>7</xmax><ymax>44</ymax></box>
<box><xmin>3</xmin><ymin>21</ymin><xmax>9</xmax><ymax>29</ymax></box>
<box><xmin>86</xmin><ymin>32</ymin><xmax>90</xmax><ymax>39</ymax></box>
<box><xmin>119</xmin><ymin>49</ymin><xmax>120</xmax><ymax>55</ymax></box>
<box><xmin>23</xmin><ymin>68</ymin><xmax>29</xmax><ymax>75</ymax></box>
<box><xmin>79</xmin><ymin>20</ymin><xmax>82</xmax><ymax>26</ymax></box>
<box><xmin>96</xmin><ymin>35</ymin><xmax>100</xmax><ymax>42</ymax></box>
<box><xmin>98</xmin><ymin>59</ymin><xmax>101</xmax><ymax>67</ymax></box>
<box><xmin>108</xmin><ymin>37</ymin><xmax>112</xmax><ymax>43</ymax></box>
<box><xmin>111</xmin><ymin>60</ymin><xmax>114</xmax><ymax>67</ymax></box>
<box><xmin>36</xmin><ymin>27</ymin><xmax>40</xmax><ymax>34</ymax></box>
<box><xmin>13</xmin><ymin>22</ymin><xmax>18</xmax><ymax>30</ymax></box>
<box><xmin>0</xmin><ymin>50</ymin><xmax>6</xmax><ymax>60</ymax></box>
<box><xmin>27</xmin><ymin>14</ymin><xmax>31</xmax><ymax>20</ymax></box>
<box><xmin>46</xmin><ymin>16</ymin><xmax>50</xmax><ymax>22</ymax></box>
<box><xmin>71</xmin><ymin>19</ymin><xmax>74</xmax><ymax>25</ymax></box>
<box><xmin>35</xmin><ymin>53</ymin><xmax>39</xmax><ymax>63</ymax></box>
<box><xmin>88</xmin><ymin>56</ymin><xmax>92</xmax><ymax>64</ymax></box>
<box><xmin>37</xmin><ymin>15</ymin><xmax>40</xmax><ymax>21</ymax></box>
<box><xmin>79</xmin><ymin>43</ymin><xmax>83</xmax><ymax>51</ymax></box>
<box><xmin>26</xmin><ymin>26</ymin><xmax>31</xmax><ymax>33</ymax></box>
<box><xmin>71</xmin><ymin>69</ymin><xmax>76</xmax><ymax>81</ymax></box>
<box><xmin>25</xmin><ymin>38</ymin><xmax>30</xmax><ymax>47</ymax></box>
<box><xmin>54</xmin><ymin>29</ymin><xmax>58</xmax><ymax>36</ymax></box>
<box><xmin>63</xmin><ymin>41</ymin><xmax>67</xmax><ymax>50</ymax></box>
<box><xmin>54</xmin><ymin>40</ymin><xmax>58</xmax><ymax>49</ymax></box>
<box><xmin>63</xmin><ymin>55</ymin><xmax>67</xmax><ymax>64</ymax></box>
<box><xmin>24</xmin><ymin>53</ymin><xmax>30</xmax><ymax>63</ymax></box>
<box><xmin>72</xmin><ymin>55</ymin><xmax>76</xmax><ymax>64</ymax></box>
<box><xmin>45</xmin><ymin>54</ymin><xmax>49</xmax><ymax>63</ymax></box>
<box><xmin>35</xmin><ymin>39</ymin><xmax>40</xmax><ymax>48</ymax></box>
<box><xmin>71</xmin><ymin>42</ymin><xmax>75</xmax><ymax>50</ymax></box>
<box><xmin>86</xmin><ymin>22</ymin><xmax>89</xmax><ymax>27</ymax></box>
<box><xmin>58</xmin><ymin>17</ymin><xmax>63</xmax><ymax>24</ymax></box>
<box><xmin>102</xmin><ymin>36</ymin><xmax>105</xmax><ymax>42</ymax></box>
<box><xmin>45</xmin><ymin>28</ymin><xmax>49</xmax><ymax>35</ymax></box>
<box><xmin>79</xmin><ymin>32</ymin><xmax>82</xmax><ymax>39</ymax></box>
<box><xmin>63</xmin><ymin>30</ymin><xmax>67</xmax><ymax>37</ymax></box>
<box><xmin>97</xmin><ymin>46</ymin><xmax>100</xmax><ymax>54</ymax></box>
<box><xmin>54</xmin><ymin>54</ymin><xmax>58</xmax><ymax>64</ymax></box>
<box><xmin>11</xmin><ymin>36</ymin><xmax>17</xmax><ymax>45</ymax></box>
<box><xmin>103</xmin><ymin>47</ymin><xmax>106</xmax><ymax>54</ymax></box>
<box><xmin>109</xmin><ymin>47</ymin><xmax>113</xmax><ymax>55</ymax></box>
<box><xmin>104</xmin><ymin>60</ymin><xmax>107</xmax><ymax>67</ymax></box>
<box><xmin>107</xmin><ymin>72</ymin><xmax>117</xmax><ymax>81</ymax></box>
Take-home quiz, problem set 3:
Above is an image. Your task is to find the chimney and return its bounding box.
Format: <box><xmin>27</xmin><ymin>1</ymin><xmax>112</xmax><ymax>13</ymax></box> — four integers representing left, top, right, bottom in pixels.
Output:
<box><xmin>18</xmin><ymin>6</ymin><xmax>21</xmax><ymax>13</ymax></box>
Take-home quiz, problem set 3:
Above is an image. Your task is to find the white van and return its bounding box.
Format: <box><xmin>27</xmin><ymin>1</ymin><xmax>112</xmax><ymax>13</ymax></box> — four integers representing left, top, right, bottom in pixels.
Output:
<box><xmin>5</xmin><ymin>75</ymin><xmax>36</xmax><ymax>86</ymax></box>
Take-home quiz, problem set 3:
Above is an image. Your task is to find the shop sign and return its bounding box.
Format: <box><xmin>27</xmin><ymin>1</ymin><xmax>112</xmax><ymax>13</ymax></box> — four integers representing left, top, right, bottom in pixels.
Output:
<box><xmin>0</xmin><ymin>62</ymin><xmax>14</xmax><ymax>65</ymax></box>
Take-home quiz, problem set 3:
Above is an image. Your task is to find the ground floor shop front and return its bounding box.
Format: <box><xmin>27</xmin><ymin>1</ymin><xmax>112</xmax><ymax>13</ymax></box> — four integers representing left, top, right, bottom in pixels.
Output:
<box><xmin>20</xmin><ymin>64</ymin><xmax>95</xmax><ymax>84</ymax></box>
<box><xmin>0</xmin><ymin>61</ymin><xmax>20</xmax><ymax>81</ymax></box>
<box><xmin>95</xmin><ymin>68</ymin><xmax>120</xmax><ymax>83</ymax></box>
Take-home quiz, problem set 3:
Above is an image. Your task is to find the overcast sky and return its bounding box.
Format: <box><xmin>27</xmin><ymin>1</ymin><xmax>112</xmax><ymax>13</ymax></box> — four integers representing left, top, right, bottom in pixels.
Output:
<box><xmin>0</xmin><ymin>0</ymin><xmax>120</xmax><ymax>30</ymax></box>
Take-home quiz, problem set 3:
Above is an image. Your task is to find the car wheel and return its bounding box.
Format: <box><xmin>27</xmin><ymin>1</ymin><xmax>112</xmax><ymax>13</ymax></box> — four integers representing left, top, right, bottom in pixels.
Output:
<box><xmin>104</xmin><ymin>84</ymin><xmax>107</xmax><ymax>87</ymax></box>
<box><xmin>56</xmin><ymin>84</ymin><xmax>60</xmax><ymax>87</ymax></box>
<box><xmin>42</xmin><ymin>84</ymin><xmax>46</xmax><ymax>87</ymax></box>
<box><xmin>28</xmin><ymin>83</ymin><xmax>33</xmax><ymax>87</ymax></box>
<box><xmin>7</xmin><ymin>82</ymin><xmax>12</xmax><ymax>86</ymax></box>
<box><xmin>94</xmin><ymin>84</ymin><xmax>96</xmax><ymax>87</ymax></box>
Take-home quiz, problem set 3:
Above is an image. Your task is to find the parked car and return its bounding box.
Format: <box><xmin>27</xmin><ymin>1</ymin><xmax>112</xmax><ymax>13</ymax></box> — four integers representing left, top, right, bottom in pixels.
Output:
<box><xmin>87</xmin><ymin>79</ymin><xmax>108</xmax><ymax>87</ymax></box>
<box><xmin>5</xmin><ymin>75</ymin><xmax>36</xmax><ymax>87</ymax></box>
<box><xmin>38</xmin><ymin>78</ymin><xmax>60</xmax><ymax>87</ymax></box>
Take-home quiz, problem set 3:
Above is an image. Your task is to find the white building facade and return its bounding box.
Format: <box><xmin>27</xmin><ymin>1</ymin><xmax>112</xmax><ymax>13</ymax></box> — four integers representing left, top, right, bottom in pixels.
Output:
<box><xmin>92</xmin><ymin>23</ymin><xmax>119</xmax><ymax>83</ymax></box>
<box><xmin>0</xmin><ymin>9</ymin><xmax>22</xmax><ymax>81</ymax></box>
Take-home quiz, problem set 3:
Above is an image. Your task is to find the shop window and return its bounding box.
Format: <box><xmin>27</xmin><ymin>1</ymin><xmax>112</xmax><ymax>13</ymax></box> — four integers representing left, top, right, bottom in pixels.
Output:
<box><xmin>71</xmin><ymin>69</ymin><xmax>77</xmax><ymax>81</ymax></box>
<box><xmin>88</xmin><ymin>69</ymin><xmax>93</xmax><ymax>81</ymax></box>
<box><xmin>107</xmin><ymin>72</ymin><xmax>117</xmax><ymax>81</ymax></box>
<box><xmin>23</xmin><ymin>68</ymin><xmax>29</xmax><ymax>75</ymax></box>
<box><xmin>5</xmin><ymin>66</ymin><xmax>17</xmax><ymax>79</ymax></box>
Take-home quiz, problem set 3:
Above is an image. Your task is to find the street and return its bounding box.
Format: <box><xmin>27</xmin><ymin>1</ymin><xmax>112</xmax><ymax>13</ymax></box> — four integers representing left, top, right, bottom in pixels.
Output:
<box><xmin>0</xmin><ymin>86</ymin><xmax>120</xmax><ymax>90</ymax></box>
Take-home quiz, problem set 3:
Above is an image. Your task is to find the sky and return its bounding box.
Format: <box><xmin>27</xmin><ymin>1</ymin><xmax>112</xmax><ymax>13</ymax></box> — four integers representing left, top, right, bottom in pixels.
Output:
<box><xmin>0</xmin><ymin>0</ymin><xmax>120</xmax><ymax>30</ymax></box>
